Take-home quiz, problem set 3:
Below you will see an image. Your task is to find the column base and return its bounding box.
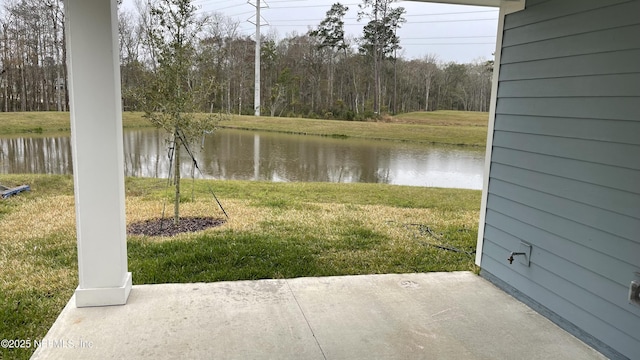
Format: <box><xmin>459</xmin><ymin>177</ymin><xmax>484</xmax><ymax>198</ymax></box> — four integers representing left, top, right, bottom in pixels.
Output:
<box><xmin>75</xmin><ymin>272</ymin><xmax>132</xmax><ymax>308</ymax></box>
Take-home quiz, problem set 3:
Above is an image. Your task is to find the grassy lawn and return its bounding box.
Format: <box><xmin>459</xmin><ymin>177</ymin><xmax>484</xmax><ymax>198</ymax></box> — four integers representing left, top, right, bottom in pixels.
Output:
<box><xmin>219</xmin><ymin>111</ymin><xmax>488</xmax><ymax>146</ymax></box>
<box><xmin>0</xmin><ymin>110</ymin><xmax>488</xmax><ymax>146</ymax></box>
<box><xmin>393</xmin><ymin>110</ymin><xmax>489</xmax><ymax>127</ymax></box>
<box><xmin>0</xmin><ymin>112</ymin><xmax>152</xmax><ymax>134</ymax></box>
<box><xmin>0</xmin><ymin>174</ymin><xmax>481</xmax><ymax>359</ymax></box>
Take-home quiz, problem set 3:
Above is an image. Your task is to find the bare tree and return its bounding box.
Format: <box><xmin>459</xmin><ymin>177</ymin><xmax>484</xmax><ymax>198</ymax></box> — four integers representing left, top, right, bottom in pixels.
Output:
<box><xmin>358</xmin><ymin>0</ymin><xmax>405</xmax><ymax>115</ymax></box>
<box><xmin>422</xmin><ymin>54</ymin><xmax>437</xmax><ymax>111</ymax></box>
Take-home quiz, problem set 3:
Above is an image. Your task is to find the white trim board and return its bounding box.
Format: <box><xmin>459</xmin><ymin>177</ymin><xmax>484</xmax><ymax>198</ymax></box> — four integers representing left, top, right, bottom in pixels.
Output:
<box><xmin>475</xmin><ymin>0</ymin><xmax>526</xmax><ymax>266</ymax></box>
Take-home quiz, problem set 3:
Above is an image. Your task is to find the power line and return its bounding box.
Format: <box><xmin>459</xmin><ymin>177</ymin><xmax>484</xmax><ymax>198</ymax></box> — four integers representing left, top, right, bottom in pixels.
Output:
<box><xmin>202</xmin><ymin>2</ymin><xmax>248</xmax><ymax>12</ymax></box>
<box><xmin>261</xmin><ymin>9</ymin><xmax>497</xmax><ymax>19</ymax></box>
<box><xmin>267</xmin><ymin>3</ymin><xmax>360</xmax><ymax>9</ymax></box>
<box><xmin>268</xmin><ymin>18</ymin><xmax>497</xmax><ymax>26</ymax></box>
<box><xmin>193</xmin><ymin>0</ymin><xmax>234</xmax><ymax>4</ymax></box>
<box><xmin>227</xmin><ymin>10</ymin><xmax>255</xmax><ymax>17</ymax></box>
<box><xmin>258</xmin><ymin>10</ymin><xmax>495</xmax><ymax>22</ymax></box>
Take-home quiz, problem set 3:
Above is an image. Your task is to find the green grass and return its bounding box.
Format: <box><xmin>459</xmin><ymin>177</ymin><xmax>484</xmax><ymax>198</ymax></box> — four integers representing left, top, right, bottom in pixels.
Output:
<box><xmin>0</xmin><ymin>110</ymin><xmax>488</xmax><ymax>146</ymax></box>
<box><xmin>0</xmin><ymin>112</ymin><xmax>152</xmax><ymax>135</ymax></box>
<box><xmin>0</xmin><ymin>174</ymin><xmax>480</xmax><ymax>359</ymax></box>
<box><xmin>124</xmin><ymin>177</ymin><xmax>481</xmax><ymax>211</ymax></box>
<box><xmin>393</xmin><ymin>110</ymin><xmax>489</xmax><ymax>127</ymax></box>
<box><xmin>218</xmin><ymin>111</ymin><xmax>488</xmax><ymax>146</ymax></box>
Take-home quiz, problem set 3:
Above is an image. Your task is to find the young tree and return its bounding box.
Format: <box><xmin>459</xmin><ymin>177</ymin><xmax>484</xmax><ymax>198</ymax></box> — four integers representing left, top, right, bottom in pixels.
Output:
<box><xmin>141</xmin><ymin>0</ymin><xmax>219</xmax><ymax>224</ymax></box>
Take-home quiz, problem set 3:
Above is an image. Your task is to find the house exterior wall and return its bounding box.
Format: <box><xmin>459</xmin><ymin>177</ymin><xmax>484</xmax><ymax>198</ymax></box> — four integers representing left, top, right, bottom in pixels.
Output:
<box><xmin>479</xmin><ymin>0</ymin><xmax>640</xmax><ymax>358</ymax></box>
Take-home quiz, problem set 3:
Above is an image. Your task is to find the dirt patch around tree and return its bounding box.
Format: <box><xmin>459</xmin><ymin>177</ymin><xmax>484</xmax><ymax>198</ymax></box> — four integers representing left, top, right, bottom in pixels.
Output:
<box><xmin>127</xmin><ymin>217</ymin><xmax>226</xmax><ymax>237</ymax></box>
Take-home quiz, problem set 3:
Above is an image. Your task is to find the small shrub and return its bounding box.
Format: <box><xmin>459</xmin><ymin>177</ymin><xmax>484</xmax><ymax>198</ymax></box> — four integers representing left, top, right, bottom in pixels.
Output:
<box><xmin>345</xmin><ymin>111</ymin><xmax>355</xmax><ymax>121</ymax></box>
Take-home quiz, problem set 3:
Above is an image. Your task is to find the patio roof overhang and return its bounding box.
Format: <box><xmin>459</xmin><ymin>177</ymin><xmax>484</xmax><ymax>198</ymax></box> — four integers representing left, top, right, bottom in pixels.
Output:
<box><xmin>410</xmin><ymin>0</ymin><xmax>501</xmax><ymax>6</ymax></box>
<box><xmin>408</xmin><ymin>0</ymin><xmax>525</xmax><ymax>13</ymax></box>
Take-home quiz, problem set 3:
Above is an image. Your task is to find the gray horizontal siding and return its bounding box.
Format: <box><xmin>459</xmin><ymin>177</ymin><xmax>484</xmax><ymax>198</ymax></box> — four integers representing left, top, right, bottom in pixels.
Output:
<box><xmin>485</xmin><ymin>210</ymin><xmax>638</xmax><ymax>288</ymax></box>
<box><xmin>492</xmin><ymin>131</ymin><xmax>640</xmax><ymax>169</ymax></box>
<box><xmin>489</xmin><ymin>163</ymin><xmax>640</xmax><ymax>218</ymax></box>
<box><xmin>501</xmin><ymin>24</ymin><xmax>640</xmax><ymax>64</ymax></box>
<box><xmin>486</xmin><ymin>194</ymin><xmax>639</xmax><ymax>266</ymax></box>
<box><xmin>494</xmin><ymin>115</ymin><xmax>640</xmax><ymax>145</ymax></box>
<box><xmin>491</xmin><ymin>147</ymin><xmax>640</xmax><ymax>194</ymax></box>
<box><xmin>481</xmin><ymin>252</ymin><xmax>640</xmax><ymax>358</ymax></box>
<box><xmin>499</xmin><ymin>49</ymin><xmax>640</xmax><ymax>81</ymax></box>
<box><xmin>484</xmin><ymin>225</ymin><xmax>639</xmax><ymax>335</ymax></box>
<box><xmin>482</xmin><ymin>1</ymin><xmax>640</xmax><ymax>358</ymax></box>
<box><xmin>496</xmin><ymin>97</ymin><xmax>640</xmax><ymax>121</ymax></box>
<box><xmin>488</xmin><ymin>179</ymin><xmax>638</xmax><ymax>246</ymax></box>
<box><xmin>502</xmin><ymin>1</ymin><xmax>640</xmax><ymax>47</ymax></box>
<box><xmin>498</xmin><ymin>74</ymin><xmax>640</xmax><ymax>98</ymax></box>
<box><xmin>503</xmin><ymin>0</ymin><xmax>630</xmax><ymax>29</ymax></box>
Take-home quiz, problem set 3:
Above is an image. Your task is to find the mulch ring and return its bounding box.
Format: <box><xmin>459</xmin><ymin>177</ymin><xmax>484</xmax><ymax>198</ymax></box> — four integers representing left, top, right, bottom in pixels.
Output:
<box><xmin>127</xmin><ymin>217</ymin><xmax>226</xmax><ymax>237</ymax></box>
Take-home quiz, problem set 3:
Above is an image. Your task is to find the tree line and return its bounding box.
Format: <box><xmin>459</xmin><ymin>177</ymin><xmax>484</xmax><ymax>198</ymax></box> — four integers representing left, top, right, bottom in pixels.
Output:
<box><xmin>0</xmin><ymin>0</ymin><xmax>493</xmax><ymax>119</ymax></box>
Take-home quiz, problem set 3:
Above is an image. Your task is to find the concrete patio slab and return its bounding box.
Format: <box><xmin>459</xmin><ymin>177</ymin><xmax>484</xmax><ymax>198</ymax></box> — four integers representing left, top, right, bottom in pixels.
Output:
<box><xmin>31</xmin><ymin>272</ymin><xmax>606</xmax><ymax>360</ymax></box>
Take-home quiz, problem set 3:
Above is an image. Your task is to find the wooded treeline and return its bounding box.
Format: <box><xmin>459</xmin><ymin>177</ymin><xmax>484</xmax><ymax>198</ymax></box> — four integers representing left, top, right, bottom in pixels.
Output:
<box><xmin>0</xmin><ymin>0</ymin><xmax>493</xmax><ymax>118</ymax></box>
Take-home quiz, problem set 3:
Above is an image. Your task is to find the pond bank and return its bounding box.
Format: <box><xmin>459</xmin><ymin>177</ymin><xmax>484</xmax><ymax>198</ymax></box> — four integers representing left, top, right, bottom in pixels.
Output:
<box><xmin>0</xmin><ymin>110</ymin><xmax>488</xmax><ymax>147</ymax></box>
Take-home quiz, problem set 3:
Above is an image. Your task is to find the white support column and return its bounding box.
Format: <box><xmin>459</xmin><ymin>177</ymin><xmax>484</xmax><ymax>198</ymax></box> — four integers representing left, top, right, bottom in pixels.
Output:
<box><xmin>65</xmin><ymin>0</ymin><xmax>132</xmax><ymax>307</ymax></box>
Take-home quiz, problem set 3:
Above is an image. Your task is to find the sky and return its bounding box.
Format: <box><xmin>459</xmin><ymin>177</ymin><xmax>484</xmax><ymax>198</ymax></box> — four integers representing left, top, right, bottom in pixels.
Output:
<box><xmin>122</xmin><ymin>0</ymin><xmax>500</xmax><ymax>64</ymax></box>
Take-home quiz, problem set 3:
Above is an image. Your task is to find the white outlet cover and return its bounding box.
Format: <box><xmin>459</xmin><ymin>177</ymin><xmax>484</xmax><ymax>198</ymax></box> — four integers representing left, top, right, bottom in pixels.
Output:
<box><xmin>518</xmin><ymin>242</ymin><xmax>531</xmax><ymax>267</ymax></box>
<box><xmin>630</xmin><ymin>281</ymin><xmax>640</xmax><ymax>307</ymax></box>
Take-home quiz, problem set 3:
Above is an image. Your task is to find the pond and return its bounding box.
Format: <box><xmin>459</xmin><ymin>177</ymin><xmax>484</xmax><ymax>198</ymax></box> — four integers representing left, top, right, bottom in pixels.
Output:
<box><xmin>0</xmin><ymin>129</ymin><xmax>485</xmax><ymax>189</ymax></box>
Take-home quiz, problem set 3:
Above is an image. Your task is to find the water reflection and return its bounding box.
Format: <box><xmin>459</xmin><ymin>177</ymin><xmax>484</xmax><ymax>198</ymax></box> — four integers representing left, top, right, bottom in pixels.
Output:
<box><xmin>0</xmin><ymin>136</ymin><xmax>73</xmax><ymax>174</ymax></box>
<box><xmin>1</xmin><ymin>129</ymin><xmax>485</xmax><ymax>189</ymax></box>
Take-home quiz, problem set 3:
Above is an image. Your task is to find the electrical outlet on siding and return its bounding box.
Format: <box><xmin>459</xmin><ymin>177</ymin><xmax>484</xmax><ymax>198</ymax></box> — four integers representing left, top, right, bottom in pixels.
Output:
<box><xmin>630</xmin><ymin>281</ymin><xmax>640</xmax><ymax>307</ymax></box>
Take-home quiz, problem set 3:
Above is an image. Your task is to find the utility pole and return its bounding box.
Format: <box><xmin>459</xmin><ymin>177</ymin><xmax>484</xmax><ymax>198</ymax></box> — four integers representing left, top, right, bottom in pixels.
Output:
<box><xmin>250</xmin><ymin>0</ymin><xmax>264</xmax><ymax>116</ymax></box>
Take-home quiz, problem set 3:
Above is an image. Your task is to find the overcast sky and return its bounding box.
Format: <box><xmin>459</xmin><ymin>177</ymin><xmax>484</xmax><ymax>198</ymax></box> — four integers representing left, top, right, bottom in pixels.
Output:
<box><xmin>122</xmin><ymin>0</ymin><xmax>499</xmax><ymax>64</ymax></box>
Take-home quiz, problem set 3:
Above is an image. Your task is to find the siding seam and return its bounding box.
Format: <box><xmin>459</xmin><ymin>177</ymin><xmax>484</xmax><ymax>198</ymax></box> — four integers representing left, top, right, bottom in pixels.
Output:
<box><xmin>499</xmin><ymin>72</ymin><xmax>640</xmax><ymax>82</ymax></box>
<box><xmin>492</xmin><ymin>129</ymin><xmax>640</xmax><ymax>147</ymax></box>
<box><xmin>495</xmin><ymin>107</ymin><xmax>640</xmax><ymax>123</ymax></box>
<box><xmin>503</xmin><ymin>1</ymin><xmax>637</xmax><ymax>32</ymax></box>
<box><xmin>485</xmin><ymin>205</ymin><xmax>640</xmax><ymax>266</ymax></box>
<box><xmin>489</xmin><ymin>141</ymin><xmax>640</xmax><ymax>171</ymax></box>
<box><xmin>490</xmin><ymin>153</ymin><xmax>640</xmax><ymax>195</ymax></box>
<box><xmin>489</xmin><ymin>164</ymin><xmax>640</xmax><ymax>218</ymax></box>
<box><xmin>493</xmin><ymin>114</ymin><xmax>640</xmax><ymax>124</ymax></box>
<box><xmin>487</xmin><ymin>190</ymin><xmax>640</xmax><ymax>244</ymax></box>
<box><xmin>503</xmin><ymin>23</ymin><xmax>640</xmax><ymax>48</ymax></box>
<box><xmin>501</xmin><ymin>49</ymin><xmax>640</xmax><ymax>65</ymax></box>
<box><xmin>503</xmin><ymin>23</ymin><xmax>638</xmax><ymax>48</ymax></box>
<box><xmin>497</xmin><ymin>95</ymin><xmax>639</xmax><ymax>99</ymax></box>
<box><xmin>498</xmin><ymin>48</ymin><xmax>640</xmax><ymax>70</ymax></box>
